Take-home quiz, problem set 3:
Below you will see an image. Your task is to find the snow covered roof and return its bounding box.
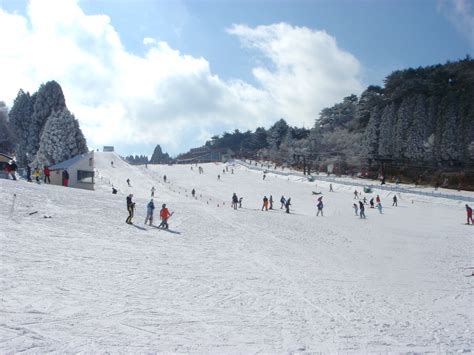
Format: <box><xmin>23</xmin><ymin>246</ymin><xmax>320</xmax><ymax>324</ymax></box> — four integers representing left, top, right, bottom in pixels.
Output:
<box><xmin>49</xmin><ymin>152</ymin><xmax>92</xmax><ymax>170</ymax></box>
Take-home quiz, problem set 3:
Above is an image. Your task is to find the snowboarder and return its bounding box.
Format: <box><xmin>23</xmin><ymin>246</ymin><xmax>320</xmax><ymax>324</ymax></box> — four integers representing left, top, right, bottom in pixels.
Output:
<box><xmin>151</xmin><ymin>186</ymin><xmax>155</xmax><ymax>197</ymax></box>
<box><xmin>353</xmin><ymin>203</ymin><xmax>358</xmax><ymax>216</ymax></box>
<box><xmin>62</xmin><ymin>169</ymin><xmax>69</xmax><ymax>187</ymax></box>
<box><xmin>329</xmin><ymin>183</ymin><xmax>334</xmax><ymax>192</ymax></box>
<box><xmin>370</xmin><ymin>198</ymin><xmax>375</xmax><ymax>208</ymax></box>
<box><xmin>285</xmin><ymin>198</ymin><xmax>291</xmax><ymax>214</ymax></box>
<box><xmin>262</xmin><ymin>196</ymin><xmax>269</xmax><ymax>211</ymax></box>
<box><xmin>126</xmin><ymin>194</ymin><xmax>135</xmax><ymax>224</ymax></box>
<box><xmin>126</xmin><ymin>178</ymin><xmax>131</xmax><ymax>186</ymax></box>
<box><xmin>232</xmin><ymin>193</ymin><xmax>238</xmax><ymax>210</ymax></box>
<box><xmin>316</xmin><ymin>197</ymin><xmax>323</xmax><ymax>216</ymax></box>
<box><xmin>192</xmin><ymin>188</ymin><xmax>196</xmax><ymax>198</ymax></box>
<box><xmin>269</xmin><ymin>195</ymin><xmax>273</xmax><ymax>210</ymax></box>
<box><xmin>158</xmin><ymin>203</ymin><xmax>172</xmax><ymax>229</ymax></box>
<box><xmin>43</xmin><ymin>166</ymin><xmax>50</xmax><ymax>184</ymax></box>
<box><xmin>26</xmin><ymin>165</ymin><xmax>32</xmax><ymax>182</ymax></box>
<box><xmin>280</xmin><ymin>195</ymin><xmax>286</xmax><ymax>209</ymax></box>
<box><xmin>392</xmin><ymin>195</ymin><xmax>398</xmax><ymax>206</ymax></box>
<box><xmin>32</xmin><ymin>167</ymin><xmax>41</xmax><ymax>183</ymax></box>
<box><xmin>359</xmin><ymin>201</ymin><xmax>366</xmax><ymax>219</ymax></box>
<box><xmin>466</xmin><ymin>204</ymin><xmax>473</xmax><ymax>225</ymax></box>
<box><xmin>144</xmin><ymin>199</ymin><xmax>155</xmax><ymax>226</ymax></box>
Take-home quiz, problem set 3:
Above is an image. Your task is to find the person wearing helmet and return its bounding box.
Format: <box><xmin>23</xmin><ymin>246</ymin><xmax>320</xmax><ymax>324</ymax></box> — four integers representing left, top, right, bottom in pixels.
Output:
<box><xmin>158</xmin><ymin>203</ymin><xmax>173</xmax><ymax>229</ymax></box>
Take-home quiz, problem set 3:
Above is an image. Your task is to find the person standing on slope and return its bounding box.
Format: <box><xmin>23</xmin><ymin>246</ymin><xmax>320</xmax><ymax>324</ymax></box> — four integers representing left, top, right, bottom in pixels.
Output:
<box><xmin>285</xmin><ymin>198</ymin><xmax>291</xmax><ymax>214</ymax></box>
<box><xmin>26</xmin><ymin>165</ymin><xmax>32</xmax><ymax>182</ymax></box>
<box><xmin>232</xmin><ymin>193</ymin><xmax>238</xmax><ymax>210</ymax></box>
<box><xmin>269</xmin><ymin>195</ymin><xmax>274</xmax><ymax>210</ymax></box>
<box><xmin>126</xmin><ymin>194</ymin><xmax>135</xmax><ymax>224</ymax></box>
<box><xmin>62</xmin><ymin>169</ymin><xmax>69</xmax><ymax>187</ymax></box>
<box><xmin>376</xmin><ymin>201</ymin><xmax>383</xmax><ymax>214</ymax></box>
<box><xmin>32</xmin><ymin>167</ymin><xmax>41</xmax><ymax>183</ymax></box>
<box><xmin>316</xmin><ymin>197</ymin><xmax>324</xmax><ymax>216</ymax></box>
<box><xmin>369</xmin><ymin>198</ymin><xmax>375</xmax><ymax>208</ymax></box>
<box><xmin>353</xmin><ymin>203</ymin><xmax>358</xmax><ymax>216</ymax></box>
<box><xmin>126</xmin><ymin>178</ymin><xmax>131</xmax><ymax>187</ymax></box>
<box><xmin>359</xmin><ymin>201</ymin><xmax>366</xmax><ymax>219</ymax></box>
<box><xmin>144</xmin><ymin>198</ymin><xmax>155</xmax><ymax>226</ymax></box>
<box><xmin>43</xmin><ymin>165</ymin><xmax>51</xmax><ymax>184</ymax></box>
<box><xmin>280</xmin><ymin>195</ymin><xmax>286</xmax><ymax>209</ymax></box>
<box><xmin>192</xmin><ymin>188</ymin><xmax>196</xmax><ymax>198</ymax></box>
<box><xmin>262</xmin><ymin>196</ymin><xmax>269</xmax><ymax>211</ymax></box>
<box><xmin>392</xmin><ymin>195</ymin><xmax>398</xmax><ymax>206</ymax></box>
<box><xmin>151</xmin><ymin>186</ymin><xmax>155</xmax><ymax>197</ymax></box>
<box><xmin>329</xmin><ymin>183</ymin><xmax>334</xmax><ymax>192</ymax></box>
<box><xmin>466</xmin><ymin>204</ymin><xmax>473</xmax><ymax>225</ymax></box>
<box><xmin>158</xmin><ymin>203</ymin><xmax>173</xmax><ymax>229</ymax></box>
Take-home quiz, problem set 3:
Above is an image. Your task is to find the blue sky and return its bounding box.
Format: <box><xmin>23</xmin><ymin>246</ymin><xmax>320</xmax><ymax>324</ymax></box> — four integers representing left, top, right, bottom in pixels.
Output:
<box><xmin>0</xmin><ymin>0</ymin><xmax>472</xmax><ymax>157</ymax></box>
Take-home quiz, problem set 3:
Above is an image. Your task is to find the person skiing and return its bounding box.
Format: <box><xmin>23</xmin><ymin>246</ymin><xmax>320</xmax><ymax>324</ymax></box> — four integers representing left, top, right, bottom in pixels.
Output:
<box><xmin>192</xmin><ymin>188</ymin><xmax>196</xmax><ymax>198</ymax></box>
<box><xmin>239</xmin><ymin>197</ymin><xmax>243</xmax><ymax>208</ymax></box>
<box><xmin>126</xmin><ymin>178</ymin><xmax>131</xmax><ymax>186</ymax></box>
<box><xmin>126</xmin><ymin>194</ymin><xmax>135</xmax><ymax>224</ymax></box>
<box><xmin>262</xmin><ymin>196</ymin><xmax>269</xmax><ymax>211</ymax></box>
<box><xmin>158</xmin><ymin>203</ymin><xmax>172</xmax><ymax>229</ymax></box>
<box><xmin>151</xmin><ymin>186</ymin><xmax>155</xmax><ymax>197</ymax></box>
<box><xmin>43</xmin><ymin>165</ymin><xmax>51</xmax><ymax>184</ymax></box>
<box><xmin>32</xmin><ymin>167</ymin><xmax>41</xmax><ymax>183</ymax></box>
<box><xmin>359</xmin><ymin>201</ymin><xmax>366</xmax><ymax>219</ymax></box>
<box><xmin>466</xmin><ymin>204</ymin><xmax>473</xmax><ymax>225</ymax></box>
<box><xmin>329</xmin><ymin>183</ymin><xmax>334</xmax><ymax>192</ymax></box>
<box><xmin>353</xmin><ymin>203</ymin><xmax>359</xmax><ymax>216</ymax></box>
<box><xmin>369</xmin><ymin>198</ymin><xmax>375</xmax><ymax>208</ymax></box>
<box><xmin>285</xmin><ymin>198</ymin><xmax>291</xmax><ymax>214</ymax></box>
<box><xmin>144</xmin><ymin>198</ymin><xmax>155</xmax><ymax>226</ymax></box>
<box><xmin>392</xmin><ymin>195</ymin><xmax>398</xmax><ymax>206</ymax></box>
<box><xmin>26</xmin><ymin>165</ymin><xmax>32</xmax><ymax>182</ymax></box>
<box><xmin>269</xmin><ymin>195</ymin><xmax>274</xmax><ymax>210</ymax></box>
<box><xmin>62</xmin><ymin>169</ymin><xmax>69</xmax><ymax>187</ymax></box>
<box><xmin>316</xmin><ymin>197</ymin><xmax>323</xmax><ymax>216</ymax></box>
<box><xmin>376</xmin><ymin>201</ymin><xmax>383</xmax><ymax>214</ymax></box>
<box><xmin>8</xmin><ymin>160</ymin><xmax>17</xmax><ymax>180</ymax></box>
<box><xmin>232</xmin><ymin>193</ymin><xmax>238</xmax><ymax>210</ymax></box>
<box><xmin>280</xmin><ymin>195</ymin><xmax>286</xmax><ymax>209</ymax></box>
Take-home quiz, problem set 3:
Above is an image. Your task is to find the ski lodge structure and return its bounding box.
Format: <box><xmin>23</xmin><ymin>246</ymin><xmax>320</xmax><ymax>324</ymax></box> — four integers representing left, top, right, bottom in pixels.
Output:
<box><xmin>49</xmin><ymin>151</ymin><xmax>95</xmax><ymax>190</ymax></box>
<box><xmin>176</xmin><ymin>146</ymin><xmax>230</xmax><ymax>164</ymax></box>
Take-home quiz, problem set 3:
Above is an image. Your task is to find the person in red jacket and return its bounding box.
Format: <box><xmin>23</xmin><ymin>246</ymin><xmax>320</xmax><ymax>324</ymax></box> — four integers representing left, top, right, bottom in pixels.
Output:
<box><xmin>466</xmin><ymin>204</ymin><xmax>473</xmax><ymax>225</ymax></box>
<box><xmin>158</xmin><ymin>204</ymin><xmax>173</xmax><ymax>229</ymax></box>
<box><xmin>43</xmin><ymin>166</ymin><xmax>51</xmax><ymax>184</ymax></box>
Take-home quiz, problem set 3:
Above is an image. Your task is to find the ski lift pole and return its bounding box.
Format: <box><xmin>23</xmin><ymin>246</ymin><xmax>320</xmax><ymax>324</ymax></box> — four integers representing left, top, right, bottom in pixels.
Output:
<box><xmin>10</xmin><ymin>193</ymin><xmax>17</xmax><ymax>218</ymax></box>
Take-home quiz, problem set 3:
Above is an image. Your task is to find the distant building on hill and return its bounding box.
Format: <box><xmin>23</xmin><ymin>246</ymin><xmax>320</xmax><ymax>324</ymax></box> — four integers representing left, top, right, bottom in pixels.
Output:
<box><xmin>49</xmin><ymin>151</ymin><xmax>95</xmax><ymax>190</ymax></box>
<box><xmin>176</xmin><ymin>146</ymin><xmax>228</xmax><ymax>164</ymax></box>
<box><xmin>103</xmin><ymin>146</ymin><xmax>114</xmax><ymax>152</ymax></box>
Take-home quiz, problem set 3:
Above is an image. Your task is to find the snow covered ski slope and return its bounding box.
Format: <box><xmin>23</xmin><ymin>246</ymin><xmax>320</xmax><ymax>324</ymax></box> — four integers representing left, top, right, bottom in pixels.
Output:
<box><xmin>1</xmin><ymin>152</ymin><xmax>473</xmax><ymax>353</ymax></box>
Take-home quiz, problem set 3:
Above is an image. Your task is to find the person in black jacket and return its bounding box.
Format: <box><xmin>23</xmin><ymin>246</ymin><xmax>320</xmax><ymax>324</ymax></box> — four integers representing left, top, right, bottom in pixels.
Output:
<box><xmin>126</xmin><ymin>194</ymin><xmax>135</xmax><ymax>224</ymax></box>
<box><xmin>285</xmin><ymin>198</ymin><xmax>291</xmax><ymax>214</ymax></box>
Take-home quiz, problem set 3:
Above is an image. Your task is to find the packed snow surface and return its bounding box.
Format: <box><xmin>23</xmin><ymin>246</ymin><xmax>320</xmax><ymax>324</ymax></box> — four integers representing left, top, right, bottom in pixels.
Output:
<box><xmin>1</xmin><ymin>152</ymin><xmax>473</xmax><ymax>353</ymax></box>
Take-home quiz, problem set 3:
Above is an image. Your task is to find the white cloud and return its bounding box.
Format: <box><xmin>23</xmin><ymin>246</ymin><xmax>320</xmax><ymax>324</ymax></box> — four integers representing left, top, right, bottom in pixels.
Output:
<box><xmin>438</xmin><ymin>0</ymin><xmax>474</xmax><ymax>48</ymax></box>
<box><xmin>0</xmin><ymin>0</ymin><xmax>363</xmax><ymax>155</ymax></box>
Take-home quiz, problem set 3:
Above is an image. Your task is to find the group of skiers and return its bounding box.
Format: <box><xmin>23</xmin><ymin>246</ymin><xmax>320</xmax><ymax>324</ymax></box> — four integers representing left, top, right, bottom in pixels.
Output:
<box><xmin>125</xmin><ymin>193</ymin><xmax>173</xmax><ymax>229</ymax></box>
<box><xmin>16</xmin><ymin>164</ymin><xmax>69</xmax><ymax>186</ymax></box>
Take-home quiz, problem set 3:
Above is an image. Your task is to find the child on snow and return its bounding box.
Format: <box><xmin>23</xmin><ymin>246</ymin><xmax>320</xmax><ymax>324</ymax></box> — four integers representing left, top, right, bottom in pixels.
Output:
<box><xmin>316</xmin><ymin>197</ymin><xmax>323</xmax><ymax>216</ymax></box>
<box><xmin>144</xmin><ymin>199</ymin><xmax>155</xmax><ymax>226</ymax></box>
<box><xmin>158</xmin><ymin>204</ymin><xmax>172</xmax><ymax>229</ymax></box>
